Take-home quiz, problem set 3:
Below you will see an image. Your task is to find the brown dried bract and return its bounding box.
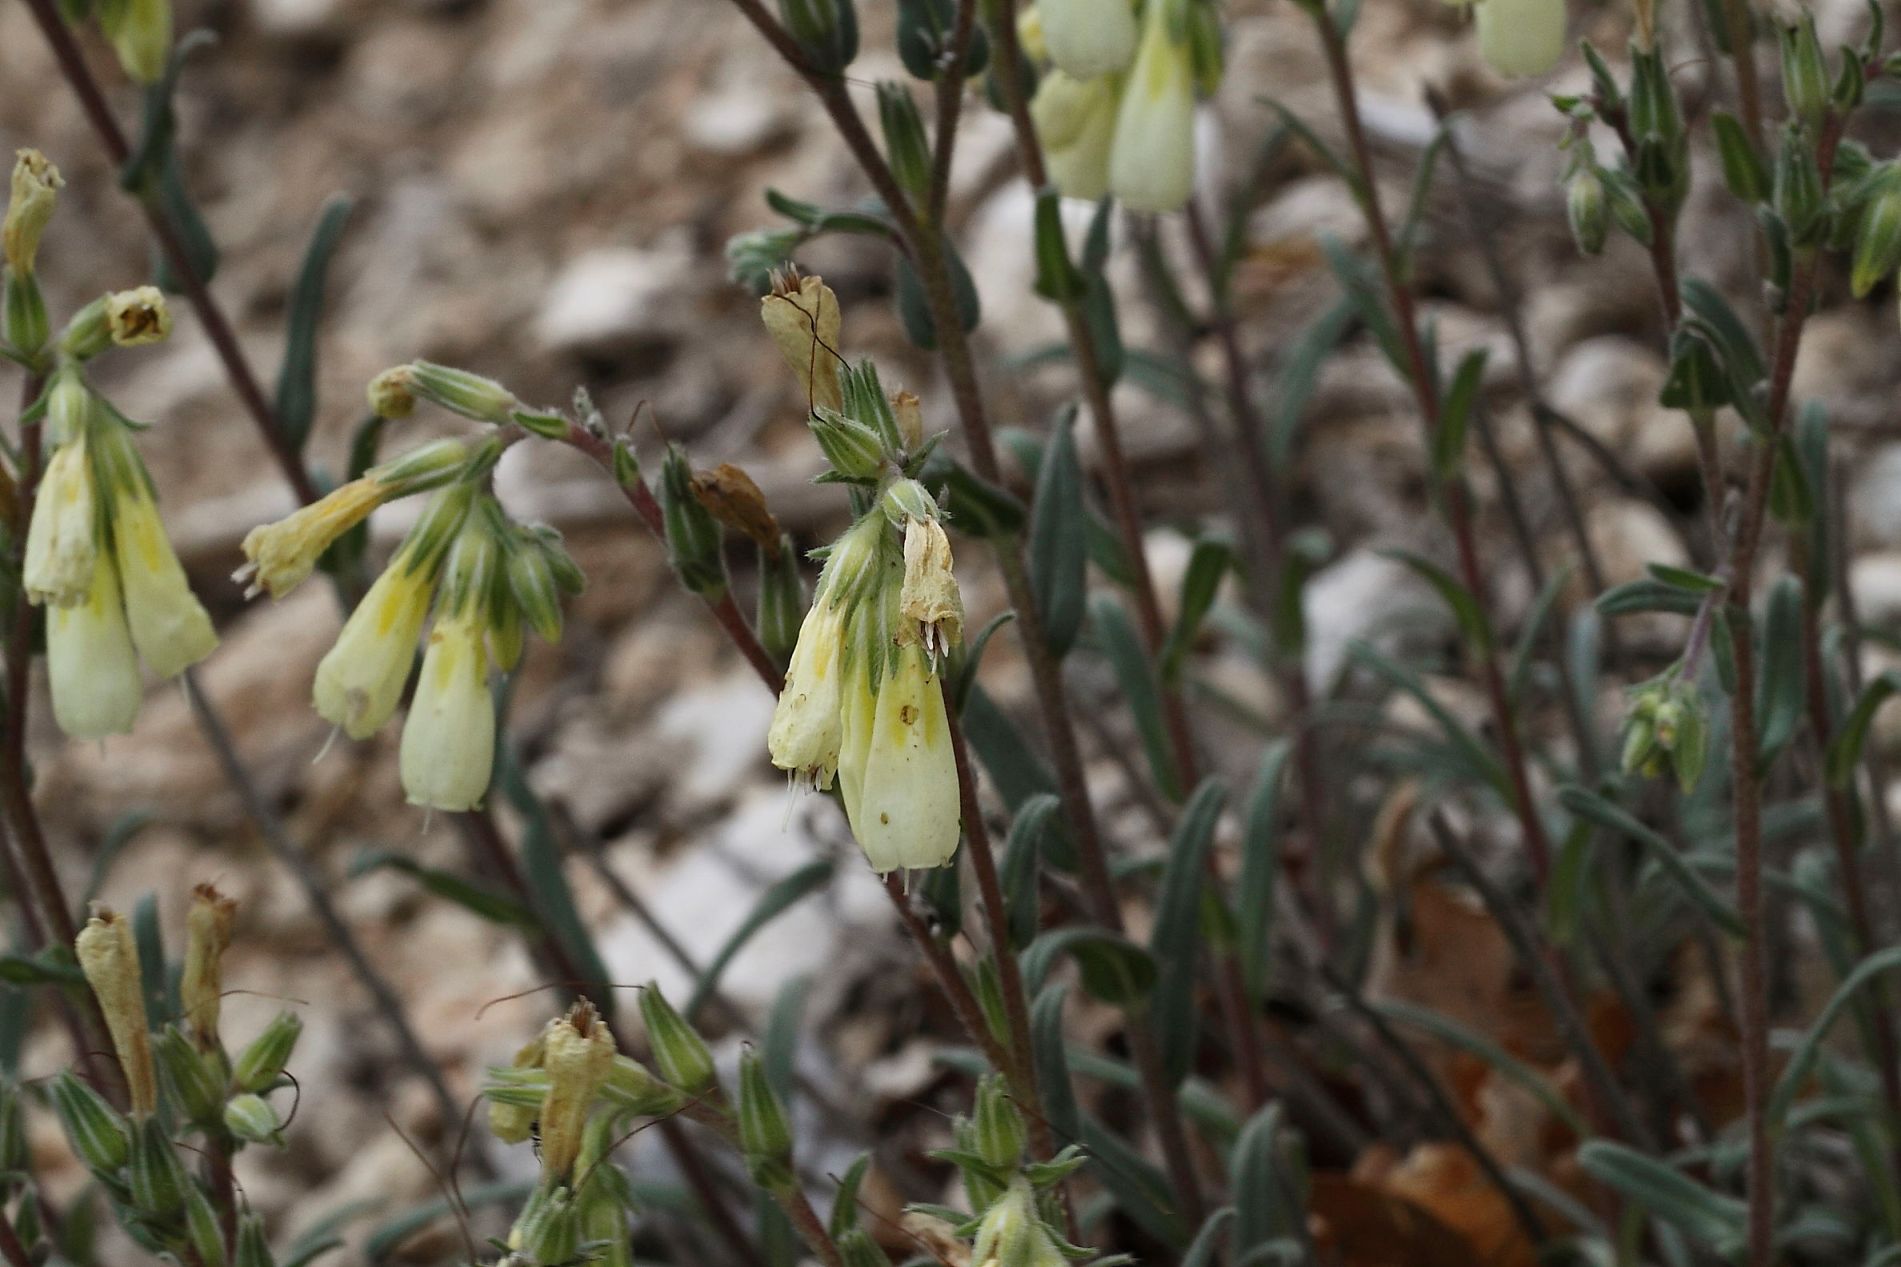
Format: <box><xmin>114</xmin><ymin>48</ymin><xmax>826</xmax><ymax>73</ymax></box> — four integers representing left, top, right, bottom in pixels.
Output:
<box><xmin>691</xmin><ymin>462</ymin><xmax>781</xmax><ymax>555</ymax></box>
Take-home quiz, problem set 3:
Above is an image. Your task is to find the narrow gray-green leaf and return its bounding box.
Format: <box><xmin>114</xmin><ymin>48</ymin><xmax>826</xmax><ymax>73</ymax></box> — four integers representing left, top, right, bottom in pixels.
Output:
<box><xmin>1576</xmin><ymin>1140</ymin><xmax>1747</xmax><ymax>1249</ymax></box>
<box><xmin>1030</xmin><ymin>410</ymin><xmax>1087</xmax><ymax>656</ymax></box>
<box><xmin>274</xmin><ymin>195</ymin><xmax>354</xmax><ymax>452</ymax></box>
<box><xmin>1827</xmin><ymin>669</ymin><xmax>1901</xmax><ymax>787</ymax></box>
<box><xmin>1376</xmin><ymin>999</ymin><xmax>1588</xmax><ymax>1134</ymax></box>
<box><xmin>687</xmin><ymin>859</ymin><xmax>832</xmax><ymax>1021</ymax></box>
<box><xmin>1033</xmin><ymin>984</ymin><xmax>1080</xmax><ymax>1140</ymax></box>
<box><xmin>1002</xmin><ymin>794</ymin><xmax>1060</xmax><ymax>949</ymax></box>
<box><xmin>1023</xmin><ymin>927</ymin><xmax>1157</xmax><ymax>1007</ymax></box>
<box><xmin>1556</xmin><ymin>785</ymin><xmax>1745</xmax><ymax>937</ymax></box>
<box><xmin>1092</xmin><ymin>594</ymin><xmax>1182</xmax><ymax>801</ymax></box>
<box><xmin>1151</xmin><ymin>779</ymin><xmax>1227</xmax><ymax>1085</ymax></box>
<box><xmin>1756</xmin><ymin>574</ymin><xmax>1805</xmax><ymax>766</ymax></box>
<box><xmin>1238</xmin><ymin>739</ymin><xmax>1291</xmax><ymax>1002</ymax></box>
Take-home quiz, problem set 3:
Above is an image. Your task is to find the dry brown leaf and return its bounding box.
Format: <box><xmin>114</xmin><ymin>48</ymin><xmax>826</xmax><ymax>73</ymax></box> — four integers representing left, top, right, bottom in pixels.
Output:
<box><xmin>1309</xmin><ymin>1172</ymin><xmax>1479</xmax><ymax>1267</ymax></box>
<box><xmin>690</xmin><ymin>462</ymin><xmax>781</xmax><ymax>554</ymax></box>
<box><xmin>1379</xmin><ymin>1144</ymin><xmax>1539</xmax><ymax>1267</ymax></box>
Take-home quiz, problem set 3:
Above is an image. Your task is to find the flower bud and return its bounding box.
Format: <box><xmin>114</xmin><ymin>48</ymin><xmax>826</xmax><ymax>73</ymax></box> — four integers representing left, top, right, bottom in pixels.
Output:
<box><xmin>407</xmin><ymin>361</ymin><xmax>518</xmax><ymax>424</ymax></box>
<box><xmin>776</xmin><ymin>0</ymin><xmax>858</xmax><ymax>73</ymax></box>
<box><xmin>757</xmin><ymin>533</ymin><xmax>806</xmax><ymax>668</ymax></box>
<box><xmin>1780</xmin><ymin>13</ymin><xmax>1830</xmax><ymax>132</ymax></box>
<box><xmin>637</xmin><ymin>984</ymin><xmax>716</xmax><ymax>1094</ymax></box>
<box><xmin>127</xmin><ymin>1113</ymin><xmax>188</xmax><ymax>1215</ymax></box>
<box><xmin>971</xmin><ymin>1178</ymin><xmax>1039</xmax><ymax>1267</ymax></box>
<box><xmin>1565</xmin><ymin>163</ymin><xmax>1609</xmax><ymax>255</ymax></box>
<box><xmin>3</xmin><ymin>149</ymin><xmax>61</xmax><ymax>276</ymax></box>
<box><xmin>762</xmin><ymin>272</ymin><xmax>845</xmax><ymax>413</ymax></box>
<box><xmin>367</xmin><ymin>366</ymin><xmax>416</xmax><ymax>418</ymax></box>
<box><xmin>601</xmin><ymin>1055</ymin><xmax>686</xmax><ymax>1116</ymax></box>
<box><xmin>1108</xmin><ymin>0</ymin><xmax>1196</xmax><ymax>213</ymax></box>
<box><xmin>539</xmin><ymin>1001</ymin><xmax>617</xmax><ymax>1180</ymax></box>
<box><xmin>233</xmin><ymin>1012</ymin><xmax>302</xmax><ymax>1093</ymax></box>
<box><xmin>809</xmin><ymin>408</ymin><xmax>889</xmax><ymax>480</ymax></box>
<box><xmin>223</xmin><ymin>1092</ymin><xmax>285</xmax><ymax>1147</ymax></box>
<box><xmin>100</xmin><ymin>0</ymin><xmax>173</xmax><ymax>83</ymax></box>
<box><xmin>2</xmin><ymin>269</ymin><xmax>46</xmax><ymax>361</ymax></box>
<box><xmin>737</xmin><ymin>1049</ymin><xmax>794</xmax><ymax>1192</ymax></box>
<box><xmin>49</xmin><ymin>1071</ymin><xmax>130</xmax><ymax>1173</ymax></box>
<box><xmin>181</xmin><ymin>883</ymin><xmax>236</xmax><ymax>1049</ymax></box>
<box><xmin>234</xmin><ymin>1212</ymin><xmax>272</xmax><ymax>1267</ymax></box>
<box><xmin>1039</xmin><ymin>0</ymin><xmax>1137</xmax><ymax>78</ymax></box>
<box><xmin>659</xmin><ymin>445</ymin><xmax>727</xmax><ymax>598</ymax></box>
<box><xmin>1474</xmin><ymin>0</ymin><xmax>1565</xmax><ymax>78</ymax></box>
<box><xmin>487</xmin><ymin>1088</ymin><xmax>540</xmax><ymax>1145</ymax></box>
<box><xmin>186</xmin><ymin>1183</ymin><xmax>228</xmax><ymax>1267</ymax></box>
<box><xmin>1774</xmin><ymin>125</ymin><xmax>1825</xmax><ymax>243</ymax></box>
<box><xmin>513</xmin><ymin>1183</ymin><xmax>581</xmax><ymax>1266</ymax></box>
<box><xmin>76</xmin><ymin>909</ymin><xmax>157</xmax><ymax>1116</ymax></box>
<box><xmin>507</xmin><ymin>539</ymin><xmax>566</xmax><ymax>645</ymax></box>
<box><xmin>972</xmin><ymin>1074</ymin><xmax>1027</xmax><ymax>1169</ymax></box>
<box><xmin>878</xmin><ymin>83</ymin><xmax>933</xmax><ymax>207</ymax></box>
<box><xmin>105</xmin><ymin>287</ymin><xmax>171</xmax><ymax>347</ymax></box>
<box><xmin>1852</xmin><ymin>171</ymin><xmax>1901</xmax><ymax>298</ymax></box>
<box><xmin>155</xmin><ymin>1025</ymin><xmax>227</xmax><ymax>1127</ymax></box>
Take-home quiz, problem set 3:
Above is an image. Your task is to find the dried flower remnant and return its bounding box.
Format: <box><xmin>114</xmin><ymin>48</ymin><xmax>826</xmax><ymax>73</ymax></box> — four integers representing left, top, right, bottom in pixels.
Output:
<box><xmin>76</xmin><ymin>908</ymin><xmax>157</xmax><ymax>1116</ymax></box>
<box><xmin>761</xmin><ymin>270</ymin><xmax>845</xmax><ymax>412</ymax></box>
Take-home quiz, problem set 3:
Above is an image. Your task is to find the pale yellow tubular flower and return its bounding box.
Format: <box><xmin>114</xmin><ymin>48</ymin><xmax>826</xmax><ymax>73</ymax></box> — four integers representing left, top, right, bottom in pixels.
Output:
<box><xmin>312</xmin><ymin>557</ymin><xmax>434</xmax><ymax>739</ymax></box>
<box><xmin>846</xmin><ymin>644</ymin><xmax>961</xmax><ymax>873</ymax></box>
<box><xmin>102</xmin><ymin>0</ymin><xmax>172</xmax><ymax>85</ymax></box>
<box><xmin>1107</xmin><ymin>0</ymin><xmax>1197</xmax><ymax>214</ymax></box>
<box><xmin>1474</xmin><ymin>0</ymin><xmax>1566</xmax><ymax>77</ymax></box>
<box><xmin>3</xmin><ymin>149</ymin><xmax>62</xmax><ymax>275</ymax></box>
<box><xmin>107</xmin><ymin>463</ymin><xmax>217</xmax><ymax>678</ymax></box>
<box><xmin>835</xmin><ymin>654</ymin><xmax>878</xmax><ymax>843</ymax></box>
<box><xmin>398</xmin><ymin>609</ymin><xmax>496</xmax><ymax>812</ymax></box>
<box><xmin>180</xmin><ymin>883</ymin><xmax>236</xmax><ymax>1051</ymax></box>
<box><xmin>760</xmin><ymin>273</ymin><xmax>844</xmax><ymax>413</ymax></box>
<box><xmin>75</xmin><ymin>908</ymin><xmax>158</xmax><ymax>1115</ymax></box>
<box><xmin>1031</xmin><ymin>70</ymin><xmax>1121</xmax><ymax>203</ymax></box>
<box><xmin>1039</xmin><ymin>0</ymin><xmax>1138</xmax><ymax>78</ymax></box>
<box><xmin>23</xmin><ymin>432</ymin><xmax>97</xmax><ymax>609</ymax></box>
<box><xmin>103</xmin><ymin>286</ymin><xmax>171</xmax><ymax>347</ymax></box>
<box><xmin>899</xmin><ymin>515</ymin><xmax>963</xmax><ymax>659</ymax></box>
<box><xmin>537</xmin><ymin>1002</ymin><xmax>617</xmax><ymax>1179</ymax></box>
<box><xmin>766</xmin><ymin>598</ymin><xmax>847</xmax><ymax>789</ymax></box>
<box><xmin>237</xmin><ymin>479</ymin><xmax>386</xmax><ymax>600</ymax></box>
<box><xmin>47</xmin><ymin>558</ymin><xmax>142</xmax><ymax>740</ymax></box>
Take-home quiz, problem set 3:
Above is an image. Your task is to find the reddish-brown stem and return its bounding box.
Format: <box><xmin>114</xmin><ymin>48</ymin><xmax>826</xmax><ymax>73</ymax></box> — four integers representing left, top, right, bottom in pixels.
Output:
<box><xmin>1309</xmin><ymin>6</ymin><xmax>1553</xmax><ymax>880</ymax></box>
<box><xmin>881</xmin><ymin>873</ymin><xmax>1016</xmax><ymax>1075</ymax></box>
<box><xmin>19</xmin><ymin>0</ymin><xmax>321</xmax><ymax>507</ymax></box>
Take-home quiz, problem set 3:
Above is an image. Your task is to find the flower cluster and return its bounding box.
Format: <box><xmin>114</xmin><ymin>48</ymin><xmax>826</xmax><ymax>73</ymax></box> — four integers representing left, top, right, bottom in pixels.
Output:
<box><xmin>240</xmin><ymin>419</ymin><xmax>583</xmax><ymax>813</ymax></box>
<box><xmin>1025</xmin><ymin>0</ymin><xmax>1223</xmax><ymax>212</ymax></box>
<box><xmin>758</xmin><ymin>273</ymin><xmax>966</xmax><ymax>873</ymax></box>
<box><xmin>57</xmin><ymin>892</ymin><xmax>298</xmax><ymax>1265</ymax></box>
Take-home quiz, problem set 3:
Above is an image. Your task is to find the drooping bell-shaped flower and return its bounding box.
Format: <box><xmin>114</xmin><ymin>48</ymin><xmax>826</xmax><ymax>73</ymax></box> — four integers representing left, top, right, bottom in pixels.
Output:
<box><xmin>47</xmin><ymin>560</ymin><xmax>141</xmax><ymax>741</ymax></box>
<box><xmin>1108</xmin><ymin>0</ymin><xmax>1197</xmax><ymax>213</ymax></box>
<box><xmin>839</xmin><ymin>642</ymin><xmax>961</xmax><ymax>873</ymax></box>
<box><xmin>23</xmin><ymin>371</ymin><xmax>99</xmax><ymax>609</ymax></box>
<box><xmin>398</xmin><ymin>609</ymin><xmax>495</xmax><ymax>812</ymax></box>
<box><xmin>767</xmin><ymin>512</ymin><xmax>884</xmax><ymax>790</ymax></box>
<box><xmin>92</xmin><ymin>422</ymin><xmax>216</xmax><ymax>679</ymax></box>
<box><xmin>1031</xmin><ymin>70</ymin><xmax>1121</xmax><ymax>202</ymax></box>
<box><xmin>1474</xmin><ymin>0</ymin><xmax>1566</xmax><ymax>77</ymax></box>
<box><xmin>1038</xmin><ymin>0</ymin><xmax>1138</xmax><ymax>79</ymax></box>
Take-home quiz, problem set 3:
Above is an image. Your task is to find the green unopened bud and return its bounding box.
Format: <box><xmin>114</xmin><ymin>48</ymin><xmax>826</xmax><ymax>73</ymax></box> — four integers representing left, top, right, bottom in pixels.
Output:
<box><xmin>185</xmin><ymin>1183</ymin><xmax>228</xmax><ymax>1267</ymax></box>
<box><xmin>367</xmin><ymin>366</ymin><xmax>416</xmax><ymax>418</ymax></box>
<box><xmin>507</xmin><ymin>539</ymin><xmax>565</xmax><ymax>644</ymax></box>
<box><xmin>49</xmin><ymin>1071</ymin><xmax>130</xmax><ymax>1173</ymax></box>
<box><xmin>513</xmin><ymin>1183</ymin><xmax>580</xmax><ymax>1266</ymax></box>
<box><xmin>234</xmin><ymin>1212</ymin><xmax>273</xmax><ymax>1267</ymax></box>
<box><xmin>972</xmin><ymin>1178</ymin><xmax>1040</xmax><ymax>1267</ymax></box>
<box><xmin>233</xmin><ymin>1012</ymin><xmax>302</xmax><ymax>1093</ymax></box>
<box><xmin>776</xmin><ymin>0</ymin><xmax>858</xmax><ymax>73</ymax></box>
<box><xmin>1780</xmin><ymin>13</ymin><xmax>1830</xmax><ymax>132</ymax></box>
<box><xmin>1852</xmin><ymin>172</ymin><xmax>1901</xmax><ymax>297</ymax></box>
<box><xmin>1671</xmin><ymin>694</ymin><xmax>1709</xmax><ymax>793</ymax></box>
<box><xmin>839</xmin><ymin>1229</ymin><xmax>893</xmax><ymax>1267</ymax></box>
<box><xmin>2</xmin><ymin>270</ymin><xmax>47</xmax><ymax>360</ymax></box>
<box><xmin>1565</xmin><ymin>164</ymin><xmax>1609</xmax><ymax>256</ymax></box>
<box><xmin>105</xmin><ymin>286</ymin><xmax>171</xmax><ymax>346</ymax></box>
<box><xmin>579</xmin><ymin>1181</ymin><xmax>635</xmax><ymax>1267</ymax></box>
<box><xmin>155</xmin><ymin>1026</ymin><xmax>227</xmax><ymax>1127</ymax></box>
<box><xmin>658</xmin><ymin>445</ymin><xmax>727</xmax><ymax>598</ymax></box>
<box><xmin>407</xmin><ymin>361</ymin><xmax>518</xmax><ymax>423</ymax></box>
<box><xmin>602</xmin><ymin>1055</ymin><xmax>687</xmax><ymax>1116</ymax></box>
<box><xmin>757</xmin><ymin>534</ymin><xmax>805</xmax><ymax>667</ymax></box>
<box><xmin>100</xmin><ymin>0</ymin><xmax>173</xmax><ymax>83</ymax></box>
<box><xmin>954</xmin><ymin>1115</ymin><xmax>1006</xmax><ymax>1209</ymax></box>
<box><xmin>223</xmin><ymin>1092</ymin><xmax>285</xmax><ymax>1147</ymax></box>
<box><xmin>127</xmin><ymin>1113</ymin><xmax>189</xmax><ymax>1215</ymax></box>
<box><xmin>737</xmin><ymin>1050</ymin><xmax>794</xmax><ymax>1192</ymax></box>
<box><xmin>809</xmin><ymin>408</ymin><xmax>888</xmax><ymax>480</ymax></box>
<box><xmin>880</xmin><ymin>477</ymin><xmax>938</xmax><ymax>529</ymax></box>
<box><xmin>57</xmin><ymin>295</ymin><xmax>112</xmax><ymax>361</ymax></box>
<box><xmin>972</xmin><ymin>1074</ymin><xmax>1027</xmax><ymax>1169</ymax></box>
<box><xmin>877</xmin><ymin>83</ymin><xmax>931</xmax><ymax>207</ymax></box>
<box><xmin>611</xmin><ymin>438</ymin><xmax>642</xmax><ymax>489</ymax></box>
<box><xmin>4</xmin><ymin>150</ymin><xmax>62</xmax><ymax>275</ymax></box>
<box><xmin>637</xmin><ymin>983</ymin><xmax>715</xmax><ymax>1094</ymax></box>
<box><xmin>1774</xmin><ymin>125</ymin><xmax>1825</xmax><ymax>243</ymax></box>
<box><xmin>509</xmin><ymin>407</ymin><xmax>570</xmax><ymax>440</ymax></box>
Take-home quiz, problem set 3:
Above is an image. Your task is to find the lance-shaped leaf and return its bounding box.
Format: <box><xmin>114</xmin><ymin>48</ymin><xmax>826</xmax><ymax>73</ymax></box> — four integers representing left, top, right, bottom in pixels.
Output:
<box><xmin>1151</xmin><ymin>779</ymin><xmax>1227</xmax><ymax>1085</ymax></box>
